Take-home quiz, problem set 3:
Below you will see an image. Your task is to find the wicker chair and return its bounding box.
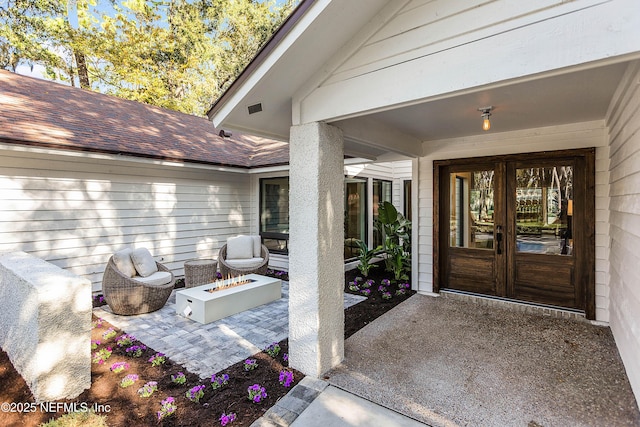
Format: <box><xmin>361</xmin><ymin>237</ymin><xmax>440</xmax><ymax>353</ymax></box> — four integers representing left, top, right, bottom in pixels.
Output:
<box><xmin>218</xmin><ymin>236</ymin><xmax>270</xmax><ymax>278</ymax></box>
<box><xmin>102</xmin><ymin>256</ymin><xmax>175</xmax><ymax>315</ymax></box>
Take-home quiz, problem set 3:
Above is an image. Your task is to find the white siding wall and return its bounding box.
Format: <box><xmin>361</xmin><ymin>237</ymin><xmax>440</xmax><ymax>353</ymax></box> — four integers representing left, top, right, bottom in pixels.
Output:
<box><xmin>392</xmin><ymin>160</ymin><xmax>412</xmax><ymax>217</ymax></box>
<box><xmin>415</xmin><ymin>121</ymin><xmax>610</xmax><ymax>319</ymax></box>
<box><xmin>331</xmin><ymin>0</ymin><xmax>581</xmax><ymax>82</ymax></box>
<box><xmin>606</xmin><ymin>61</ymin><xmax>640</xmax><ymax>401</ymax></box>
<box><xmin>0</xmin><ymin>146</ymin><xmax>251</xmax><ymax>291</ymax></box>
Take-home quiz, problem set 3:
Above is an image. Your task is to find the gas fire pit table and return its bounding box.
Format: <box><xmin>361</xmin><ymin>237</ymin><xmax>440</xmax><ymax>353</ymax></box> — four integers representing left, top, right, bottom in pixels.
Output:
<box><xmin>175</xmin><ymin>274</ymin><xmax>282</xmax><ymax>324</ymax></box>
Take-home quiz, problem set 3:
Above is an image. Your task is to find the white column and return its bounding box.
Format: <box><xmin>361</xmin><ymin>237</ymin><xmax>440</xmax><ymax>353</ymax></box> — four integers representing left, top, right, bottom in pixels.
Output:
<box><xmin>288</xmin><ymin>121</ymin><xmax>345</xmax><ymax>377</ymax></box>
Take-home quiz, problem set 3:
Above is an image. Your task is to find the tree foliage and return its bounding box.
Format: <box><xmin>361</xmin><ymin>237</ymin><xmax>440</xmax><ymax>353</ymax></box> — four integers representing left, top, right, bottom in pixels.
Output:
<box><xmin>0</xmin><ymin>0</ymin><xmax>298</xmax><ymax>115</ymax></box>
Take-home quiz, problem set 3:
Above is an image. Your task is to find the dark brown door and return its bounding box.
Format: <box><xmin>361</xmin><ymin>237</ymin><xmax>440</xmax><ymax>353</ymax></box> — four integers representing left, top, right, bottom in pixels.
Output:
<box><xmin>435</xmin><ymin>150</ymin><xmax>595</xmax><ymax>318</ymax></box>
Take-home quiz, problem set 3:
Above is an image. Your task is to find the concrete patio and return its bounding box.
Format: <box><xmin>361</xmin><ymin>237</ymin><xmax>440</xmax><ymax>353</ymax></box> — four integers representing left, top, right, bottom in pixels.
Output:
<box><xmin>94</xmin><ymin>280</ymin><xmax>640</xmax><ymax>426</ymax></box>
<box><xmin>326</xmin><ymin>293</ymin><xmax>640</xmax><ymax>427</ymax></box>
<box><xmin>94</xmin><ymin>281</ymin><xmax>365</xmax><ymax>378</ymax></box>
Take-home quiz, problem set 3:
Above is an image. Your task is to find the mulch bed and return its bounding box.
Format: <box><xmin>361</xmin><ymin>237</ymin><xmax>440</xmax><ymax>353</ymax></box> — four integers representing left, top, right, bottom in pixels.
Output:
<box><xmin>0</xmin><ymin>263</ymin><xmax>414</xmax><ymax>427</ymax></box>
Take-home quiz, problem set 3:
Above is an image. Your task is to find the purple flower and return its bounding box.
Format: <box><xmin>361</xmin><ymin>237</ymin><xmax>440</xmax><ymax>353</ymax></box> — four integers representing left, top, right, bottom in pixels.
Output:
<box><xmin>138</xmin><ymin>381</ymin><xmax>158</xmax><ymax>397</ymax></box>
<box><xmin>211</xmin><ymin>373</ymin><xmax>230</xmax><ymax>390</ymax></box>
<box><xmin>220</xmin><ymin>412</ymin><xmax>237</xmax><ymax>426</ymax></box>
<box><xmin>116</xmin><ymin>334</ymin><xmax>135</xmax><ymax>347</ymax></box>
<box><xmin>378</xmin><ymin>285</ymin><xmax>387</xmax><ymax>292</ymax></box>
<box><xmin>361</xmin><ymin>288</ymin><xmax>371</xmax><ymax>296</ymax></box>
<box><xmin>244</xmin><ymin>358</ymin><xmax>258</xmax><ymax>371</ymax></box>
<box><xmin>247</xmin><ymin>384</ymin><xmax>267</xmax><ymax>403</ymax></box>
<box><xmin>381</xmin><ymin>279</ymin><xmax>391</xmax><ymax>287</ymax></box>
<box><xmin>171</xmin><ymin>372</ymin><xmax>186</xmax><ymax>385</ymax></box>
<box><xmin>92</xmin><ymin>347</ymin><xmax>112</xmax><ymax>365</ymax></box>
<box><xmin>283</xmin><ymin>353</ymin><xmax>289</xmax><ymax>362</ymax></box>
<box><xmin>125</xmin><ymin>344</ymin><xmax>146</xmax><ymax>357</ymax></box>
<box><xmin>279</xmin><ymin>370</ymin><xmax>294</xmax><ymax>388</ymax></box>
<box><xmin>102</xmin><ymin>328</ymin><xmax>116</xmax><ymax>341</ymax></box>
<box><xmin>157</xmin><ymin>396</ymin><xmax>177</xmax><ymax>420</ymax></box>
<box><xmin>149</xmin><ymin>352</ymin><xmax>166</xmax><ymax>366</ymax></box>
<box><xmin>110</xmin><ymin>361</ymin><xmax>129</xmax><ymax>373</ymax></box>
<box><xmin>186</xmin><ymin>384</ymin><xmax>206</xmax><ymax>403</ymax></box>
<box><xmin>120</xmin><ymin>373</ymin><xmax>139</xmax><ymax>388</ymax></box>
<box><xmin>265</xmin><ymin>342</ymin><xmax>281</xmax><ymax>357</ymax></box>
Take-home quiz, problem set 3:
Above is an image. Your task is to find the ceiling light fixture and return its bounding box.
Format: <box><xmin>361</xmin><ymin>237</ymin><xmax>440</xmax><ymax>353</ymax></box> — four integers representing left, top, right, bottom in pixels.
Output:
<box><xmin>478</xmin><ymin>106</ymin><xmax>493</xmax><ymax>131</ymax></box>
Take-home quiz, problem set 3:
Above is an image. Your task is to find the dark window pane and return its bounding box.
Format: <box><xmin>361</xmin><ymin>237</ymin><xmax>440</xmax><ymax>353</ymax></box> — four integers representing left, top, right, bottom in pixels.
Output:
<box><xmin>403</xmin><ymin>180</ymin><xmax>412</xmax><ymax>221</ymax></box>
<box><xmin>373</xmin><ymin>179</ymin><xmax>392</xmax><ymax>248</ymax></box>
<box><xmin>345</xmin><ymin>179</ymin><xmax>367</xmax><ymax>259</ymax></box>
<box><xmin>260</xmin><ymin>177</ymin><xmax>289</xmax><ymax>254</ymax></box>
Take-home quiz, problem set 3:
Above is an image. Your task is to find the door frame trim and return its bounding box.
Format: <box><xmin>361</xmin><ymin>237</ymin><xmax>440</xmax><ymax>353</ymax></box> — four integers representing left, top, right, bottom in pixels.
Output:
<box><xmin>433</xmin><ymin>148</ymin><xmax>595</xmax><ymax>319</ymax></box>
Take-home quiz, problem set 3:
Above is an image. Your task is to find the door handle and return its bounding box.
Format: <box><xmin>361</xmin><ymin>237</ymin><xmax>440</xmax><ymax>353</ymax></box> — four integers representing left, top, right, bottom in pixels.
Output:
<box><xmin>496</xmin><ymin>225</ymin><xmax>503</xmax><ymax>255</ymax></box>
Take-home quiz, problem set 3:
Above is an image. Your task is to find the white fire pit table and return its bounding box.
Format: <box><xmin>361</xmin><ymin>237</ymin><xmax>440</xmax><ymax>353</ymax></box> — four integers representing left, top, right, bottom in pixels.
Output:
<box><xmin>175</xmin><ymin>274</ymin><xmax>282</xmax><ymax>324</ymax></box>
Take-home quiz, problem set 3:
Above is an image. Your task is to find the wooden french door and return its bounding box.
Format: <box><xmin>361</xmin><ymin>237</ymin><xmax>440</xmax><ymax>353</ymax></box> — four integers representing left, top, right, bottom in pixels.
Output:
<box><xmin>435</xmin><ymin>149</ymin><xmax>595</xmax><ymax>319</ymax></box>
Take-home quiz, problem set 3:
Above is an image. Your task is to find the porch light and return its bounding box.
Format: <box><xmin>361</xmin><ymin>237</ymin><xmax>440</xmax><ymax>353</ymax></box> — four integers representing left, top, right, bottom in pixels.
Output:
<box><xmin>478</xmin><ymin>106</ymin><xmax>493</xmax><ymax>131</ymax></box>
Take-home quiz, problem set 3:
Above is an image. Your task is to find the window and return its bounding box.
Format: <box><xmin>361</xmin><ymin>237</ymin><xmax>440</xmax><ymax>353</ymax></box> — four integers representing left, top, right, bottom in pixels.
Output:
<box><xmin>372</xmin><ymin>179</ymin><xmax>392</xmax><ymax>248</ymax></box>
<box><xmin>403</xmin><ymin>180</ymin><xmax>412</xmax><ymax>221</ymax></box>
<box><xmin>259</xmin><ymin>175</ymin><xmax>396</xmax><ymax>259</ymax></box>
<box><xmin>260</xmin><ymin>177</ymin><xmax>289</xmax><ymax>253</ymax></box>
<box><xmin>345</xmin><ymin>178</ymin><xmax>367</xmax><ymax>259</ymax></box>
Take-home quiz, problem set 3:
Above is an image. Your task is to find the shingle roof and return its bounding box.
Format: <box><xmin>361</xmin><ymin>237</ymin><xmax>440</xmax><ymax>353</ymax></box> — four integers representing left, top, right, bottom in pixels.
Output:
<box><xmin>0</xmin><ymin>70</ymin><xmax>289</xmax><ymax>168</ymax></box>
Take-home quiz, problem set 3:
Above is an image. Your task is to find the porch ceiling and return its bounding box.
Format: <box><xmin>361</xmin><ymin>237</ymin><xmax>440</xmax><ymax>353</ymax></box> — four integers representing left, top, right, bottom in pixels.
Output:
<box><xmin>332</xmin><ymin>61</ymin><xmax>629</xmax><ymax>146</ymax></box>
<box><xmin>216</xmin><ymin>58</ymin><xmax>629</xmax><ymax>160</ymax></box>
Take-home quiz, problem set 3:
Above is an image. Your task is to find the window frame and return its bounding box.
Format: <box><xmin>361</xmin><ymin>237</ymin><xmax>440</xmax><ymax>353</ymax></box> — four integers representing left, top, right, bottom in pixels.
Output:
<box><xmin>259</xmin><ymin>177</ymin><xmax>290</xmax><ymax>254</ymax></box>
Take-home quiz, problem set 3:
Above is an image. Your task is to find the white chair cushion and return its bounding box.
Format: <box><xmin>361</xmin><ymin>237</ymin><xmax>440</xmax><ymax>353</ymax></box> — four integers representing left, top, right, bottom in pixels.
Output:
<box><xmin>250</xmin><ymin>235</ymin><xmax>261</xmax><ymax>257</ymax></box>
<box><xmin>226</xmin><ymin>235</ymin><xmax>254</xmax><ymax>260</ymax></box>
<box><xmin>113</xmin><ymin>248</ymin><xmax>136</xmax><ymax>278</ymax></box>
<box><xmin>135</xmin><ymin>271</ymin><xmax>172</xmax><ymax>286</ymax></box>
<box><xmin>226</xmin><ymin>257</ymin><xmax>264</xmax><ymax>269</ymax></box>
<box><xmin>131</xmin><ymin>247</ymin><xmax>158</xmax><ymax>277</ymax></box>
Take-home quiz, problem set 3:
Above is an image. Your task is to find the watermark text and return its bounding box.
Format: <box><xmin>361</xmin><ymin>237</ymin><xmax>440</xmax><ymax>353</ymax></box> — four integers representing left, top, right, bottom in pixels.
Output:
<box><xmin>1</xmin><ymin>401</ymin><xmax>111</xmax><ymax>414</ymax></box>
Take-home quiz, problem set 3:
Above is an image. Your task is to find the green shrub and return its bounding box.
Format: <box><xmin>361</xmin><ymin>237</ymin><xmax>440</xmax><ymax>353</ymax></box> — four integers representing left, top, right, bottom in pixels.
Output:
<box><xmin>355</xmin><ymin>239</ymin><xmax>377</xmax><ymax>277</ymax></box>
<box><xmin>375</xmin><ymin>201</ymin><xmax>412</xmax><ymax>282</ymax></box>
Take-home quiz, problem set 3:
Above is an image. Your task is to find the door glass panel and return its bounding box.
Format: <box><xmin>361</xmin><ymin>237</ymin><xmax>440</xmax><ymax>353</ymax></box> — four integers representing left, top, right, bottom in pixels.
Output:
<box><xmin>450</xmin><ymin>170</ymin><xmax>494</xmax><ymax>249</ymax></box>
<box><xmin>515</xmin><ymin>166</ymin><xmax>573</xmax><ymax>255</ymax></box>
<box><xmin>345</xmin><ymin>179</ymin><xmax>367</xmax><ymax>259</ymax></box>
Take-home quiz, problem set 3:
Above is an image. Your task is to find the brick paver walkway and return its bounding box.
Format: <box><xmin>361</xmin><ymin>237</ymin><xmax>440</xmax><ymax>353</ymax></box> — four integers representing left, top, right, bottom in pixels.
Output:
<box><xmin>94</xmin><ymin>281</ymin><xmax>365</xmax><ymax>378</ymax></box>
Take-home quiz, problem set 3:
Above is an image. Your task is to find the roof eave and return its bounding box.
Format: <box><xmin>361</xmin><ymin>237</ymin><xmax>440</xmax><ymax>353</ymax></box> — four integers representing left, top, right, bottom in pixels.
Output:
<box><xmin>206</xmin><ymin>0</ymin><xmax>317</xmax><ymax>123</ymax></box>
<box><xmin>0</xmin><ymin>138</ymin><xmax>259</xmax><ymax>169</ymax></box>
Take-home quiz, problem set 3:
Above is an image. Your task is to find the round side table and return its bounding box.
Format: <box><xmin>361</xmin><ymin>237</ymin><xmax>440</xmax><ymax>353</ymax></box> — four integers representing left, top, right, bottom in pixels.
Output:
<box><xmin>184</xmin><ymin>259</ymin><xmax>217</xmax><ymax>288</ymax></box>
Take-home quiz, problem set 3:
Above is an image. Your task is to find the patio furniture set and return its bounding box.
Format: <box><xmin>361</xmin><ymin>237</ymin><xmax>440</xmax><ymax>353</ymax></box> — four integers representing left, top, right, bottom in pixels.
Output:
<box><xmin>102</xmin><ymin>235</ymin><xmax>272</xmax><ymax>316</ymax></box>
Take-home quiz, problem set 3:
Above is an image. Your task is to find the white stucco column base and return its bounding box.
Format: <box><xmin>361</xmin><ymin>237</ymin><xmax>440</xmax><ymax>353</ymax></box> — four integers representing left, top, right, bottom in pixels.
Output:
<box><xmin>288</xmin><ymin>121</ymin><xmax>345</xmax><ymax>378</ymax></box>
